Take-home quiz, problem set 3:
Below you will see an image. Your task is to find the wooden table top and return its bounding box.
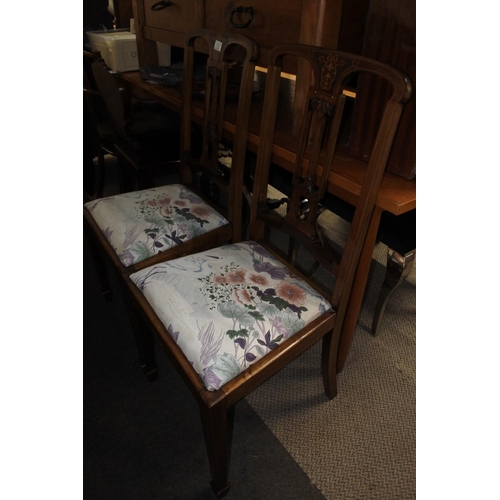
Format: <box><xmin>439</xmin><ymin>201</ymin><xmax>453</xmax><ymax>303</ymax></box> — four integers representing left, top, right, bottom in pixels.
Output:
<box><xmin>120</xmin><ymin>70</ymin><xmax>416</xmax><ymax>216</ymax></box>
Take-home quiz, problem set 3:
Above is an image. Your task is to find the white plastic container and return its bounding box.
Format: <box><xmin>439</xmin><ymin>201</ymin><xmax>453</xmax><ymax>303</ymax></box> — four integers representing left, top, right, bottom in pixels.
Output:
<box><xmin>87</xmin><ymin>30</ymin><xmax>139</xmax><ymax>72</ymax></box>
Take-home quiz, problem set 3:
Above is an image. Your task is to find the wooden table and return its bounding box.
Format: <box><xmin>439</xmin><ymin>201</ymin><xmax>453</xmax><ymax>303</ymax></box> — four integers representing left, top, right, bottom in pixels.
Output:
<box><xmin>119</xmin><ymin>69</ymin><xmax>416</xmax><ymax>373</ymax></box>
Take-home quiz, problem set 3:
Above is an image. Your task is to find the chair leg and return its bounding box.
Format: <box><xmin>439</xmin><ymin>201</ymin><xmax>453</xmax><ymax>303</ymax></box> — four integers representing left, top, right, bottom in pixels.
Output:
<box><xmin>119</xmin><ymin>281</ymin><xmax>159</xmax><ymax>382</ymax></box>
<box><xmin>321</xmin><ymin>326</ymin><xmax>340</xmax><ymax>400</ymax></box>
<box><xmin>200</xmin><ymin>398</ymin><xmax>233</xmax><ymax>499</ymax></box>
<box><xmin>96</xmin><ymin>148</ymin><xmax>106</xmax><ymax>199</ymax></box>
<box><xmin>84</xmin><ymin>223</ymin><xmax>113</xmax><ymax>302</ymax></box>
<box><xmin>371</xmin><ymin>248</ymin><xmax>416</xmax><ymax>336</ymax></box>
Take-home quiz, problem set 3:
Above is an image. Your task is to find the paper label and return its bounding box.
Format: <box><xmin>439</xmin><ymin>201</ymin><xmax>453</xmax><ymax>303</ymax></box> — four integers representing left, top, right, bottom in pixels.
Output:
<box><xmin>214</xmin><ymin>40</ymin><xmax>222</xmax><ymax>52</ymax></box>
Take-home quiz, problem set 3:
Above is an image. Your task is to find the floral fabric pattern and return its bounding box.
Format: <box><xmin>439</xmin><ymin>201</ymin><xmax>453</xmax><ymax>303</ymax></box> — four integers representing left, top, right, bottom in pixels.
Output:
<box><xmin>129</xmin><ymin>241</ymin><xmax>333</xmax><ymax>391</ymax></box>
<box><xmin>85</xmin><ymin>185</ymin><xmax>229</xmax><ymax>267</ymax></box>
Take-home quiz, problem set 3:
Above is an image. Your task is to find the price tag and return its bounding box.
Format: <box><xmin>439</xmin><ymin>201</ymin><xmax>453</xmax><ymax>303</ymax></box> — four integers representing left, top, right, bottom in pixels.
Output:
<box><xmin>214</xmin><ymin>40</ymin><xmax>222</xmax><ymax>52</ymax></box>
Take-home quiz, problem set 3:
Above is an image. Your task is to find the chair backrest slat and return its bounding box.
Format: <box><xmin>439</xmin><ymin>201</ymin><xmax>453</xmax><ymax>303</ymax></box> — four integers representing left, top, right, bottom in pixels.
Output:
<box><xmin>181</xmin><ymin>29</ymin><xmax>259</xmax><ymax>242</ymax></box>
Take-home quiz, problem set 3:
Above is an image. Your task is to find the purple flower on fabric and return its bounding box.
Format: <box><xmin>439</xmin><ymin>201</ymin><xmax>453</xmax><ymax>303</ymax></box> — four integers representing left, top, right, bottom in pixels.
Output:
<box><xmin>234</xmin><ymin>338</ymin><xmax>246</xmax><ymax>349</ymax></box>
<box><xmin>102</xmin><ymin>227</ymin><xmax>113</xmax><ymax>240</ymax></box>
<box><xmin>123</xmin><ymin>225</ymin><xmax>142</xmax><ymax>249</ymax></box>
<box><xmin>257</xmin><ymin>331</ymin><xmax>283</xmax><ymax>350</ymax></box>
<box><xmin>167</xmin><ymin>324</ymin><xmax>179</xmax><ymax>343</ymax></box>
<box><xmin>121</xmin><ymin>249</ymin><xmax>135</xmax><ymax>267</ymax></box>
<box><xmin>166</xmin><ymin>230</ymin><xmax>185</xmax><ymax>245</ymax></box>
<box><xmin>203</xmin><ymin>367</ymin><xmax>223</xmax><ymax>391</ymax></box>
<box><xmin>198</xmin><ymin>322</ymin><xmax>224</xmax><ymax>366</ymax></box>
<box><xmin>253</xmin><ymin>261</ymin><xmax>286</xmax><ymax>280</ymax></box>
<box><xmin>269</xmin><ymin>316</ymin><xmax>288</xmax><ymax>337</ymax></box>
<box><xmin>179</xmin><ymin>189</ymin><xmax>202</xmax><ymax>203</ymax></box>
<box><xmin>252</xmin><ymin>245</ymin><xmax>272</xmax><ymax>258</ymax></box>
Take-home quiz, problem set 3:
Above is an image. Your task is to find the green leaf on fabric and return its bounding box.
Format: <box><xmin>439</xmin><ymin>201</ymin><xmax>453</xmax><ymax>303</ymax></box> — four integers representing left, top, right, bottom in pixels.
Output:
<box><xmin>130</xmin><ymin>241</ymin><xmax>152</xmax><ymax>261</ymax></box>
<box><xmin>281</xmin><ymin>309</ymin><xmax>306</xmax><ymax>336</ymax></box>
<box><xmin>218</xmin><ymin>302</ymin><xmax>255</xmax><ymax>326</ymax></box>
<box><xmin>226</xmin><ymin>329</ymin><xmax>249</xmax><ymax>339</ymax></box>
<box><xmin>209</xmin><ymin>353</ymin><xmax>241</xmax><ymax>383</ymax></box>
<box><xmin>260</xmin><ymin>293</ymin><xmax>290</xmax><ymax>311</ymax></box>
<box><xmin>249</xmin><ymin>310</ymin><xmax>265</xmax><ymax>321</ymax></box>
<box><xmin>144</xmin><ymin>215</ymin><xmax>165</xmax><ymax>226</ymax></box>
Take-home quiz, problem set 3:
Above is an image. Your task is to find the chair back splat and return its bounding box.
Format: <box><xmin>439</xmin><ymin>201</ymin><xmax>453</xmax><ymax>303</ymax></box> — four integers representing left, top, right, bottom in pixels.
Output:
<box><xmin>123</xmin><ymin>44</ymin><xmax>411</xmax><ymax>498</ymax></box>
<box><xmin>250</xmin><ymin>45</ymin><xmax>412</xmax><ymax>341</ymax></box>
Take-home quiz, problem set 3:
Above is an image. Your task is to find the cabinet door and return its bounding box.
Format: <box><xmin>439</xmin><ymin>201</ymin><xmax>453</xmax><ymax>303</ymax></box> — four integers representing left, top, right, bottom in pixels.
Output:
<box><xmin>144</xmin><ymin>0</ymin><xmax>203</xmax><ymax>34</ymax></box>
<box><xmin>205</xmin><ymin>0</ymin><xmax>302</xmax><ymax>51</ymax></box>
<box><xmin>348</xmin><ymin>0</ymin><xmax>416</xmax><ymax>179</ymax></box>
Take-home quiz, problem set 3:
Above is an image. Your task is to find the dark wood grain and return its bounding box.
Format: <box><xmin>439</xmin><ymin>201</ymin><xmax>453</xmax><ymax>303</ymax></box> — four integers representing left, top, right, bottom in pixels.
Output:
<box><xmin>348</xmin><ymin>0</ymin><xmax>416</xmax><ymax>179</ymax></box>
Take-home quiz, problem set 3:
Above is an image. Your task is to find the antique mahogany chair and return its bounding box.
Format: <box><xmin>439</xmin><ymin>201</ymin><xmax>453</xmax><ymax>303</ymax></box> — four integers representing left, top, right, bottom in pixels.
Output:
<box><xmin>123</xmin><ymin>45</ymin><xmax>411</xmax><ymax>497</ymax></box>
<box><xmin>90</xmin><ymin>54</ymin><xmax>181</xmax><ymax>192</ymax></box>
<box><xmin>84</xmin><ymin>29</ymin><xmax>259</xmax><ymax>306</ymax></box>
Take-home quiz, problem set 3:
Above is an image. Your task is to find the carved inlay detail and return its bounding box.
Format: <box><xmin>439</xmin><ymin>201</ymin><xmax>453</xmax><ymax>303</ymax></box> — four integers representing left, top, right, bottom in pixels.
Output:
<box><xmin>316</xmin><ymin>53</ymin><xmax>346</xmax><ymax>91</ymax></box>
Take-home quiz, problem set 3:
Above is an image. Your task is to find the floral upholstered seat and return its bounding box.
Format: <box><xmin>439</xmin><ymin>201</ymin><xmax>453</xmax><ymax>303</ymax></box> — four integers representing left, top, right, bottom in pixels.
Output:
<box><xmin>84</xmin><ymin>184</ymin><xmax>229</xmax><ymax>267</ymax></box>
<box><xmin>129</xmin><ymin>241</ymin><xmax>333</xmax><ymax>391</ymax></box>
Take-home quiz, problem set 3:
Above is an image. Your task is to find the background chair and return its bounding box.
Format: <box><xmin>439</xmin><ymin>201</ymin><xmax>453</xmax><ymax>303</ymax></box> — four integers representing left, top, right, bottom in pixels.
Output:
<box><xmin>84</xmin><ymin>29</ymin><xmax>258</xmax><ymax>305</ymax></box>
<box><xmin>90</xmin><ymin>53</ymin><xmax>181</xmax><ymax>192</ymax></box>
<box><xmin>123</xmin><ymin>44</ymin><xmax>411</xmax><ymax>497</ymax></box>
<box><xmin>83</xmin><ymin>49</ymin><xmax>119</xmax><ymax>198</ymax></box>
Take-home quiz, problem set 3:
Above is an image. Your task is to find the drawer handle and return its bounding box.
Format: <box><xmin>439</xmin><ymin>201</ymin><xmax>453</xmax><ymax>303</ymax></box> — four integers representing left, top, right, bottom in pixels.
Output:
<box><xmin>151</xmin><ymin>0</ymin><xmax>171</xmax><ymax>11</ymax></box>
<box><xmin>229</xmin><ymin>6</ymin><xmax>254</xmax><ymax>28</ymax></box>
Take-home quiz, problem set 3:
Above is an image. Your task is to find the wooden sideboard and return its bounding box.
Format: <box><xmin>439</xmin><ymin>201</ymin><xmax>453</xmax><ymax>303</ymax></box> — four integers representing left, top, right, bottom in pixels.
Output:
<box><xmin>120</xmin><ymin>0</ymin><xmax>415</xmax><ymax>179</ymax></box>
<box><xmin>129</xmin><ymin>0</ymin><xmax>368</xmax><ymax>68</ymax></box>
<box><xmin>129</xmin><ymin>0</ymin><xmax>370</xmax><ymax>136</ymax></box>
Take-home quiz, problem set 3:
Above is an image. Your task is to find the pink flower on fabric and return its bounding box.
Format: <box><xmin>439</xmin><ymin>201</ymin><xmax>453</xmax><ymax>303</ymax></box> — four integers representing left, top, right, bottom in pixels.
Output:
<box><xmin>191</xmin><ymin>205</ymin><xmax>212</xmax><ymax>218</ymax></box>
<box><xmin>275</xmin><ymin>282</ymin><xmax>306</xmax><ymax>307</ymax></box>
<box><xmin>146</xmin><ymin>196</ymin><xmax>171</xmax><ymax>206</ymax></box>
<box><xmin>227</xmin><ymin>269</ymin><xmax>246</xmax><ymax>284</ymax></box>
<box><xmin>214</xmin><ymin>275</ymin><xmax>227</xmax><ymax>284</ymax></box>
<box><xmin>158</xmin><ymin>205</ymin><xmax>171</xmax><ymax>216</ymax></box>
<box><xmin>233</xmin><ymin>289</ymin><xmax>252</xmax><ymax>306</ymax></box>
<box><xmin>174</xmin><ymin>199</ymin><xmax>187</xmax><ymax>207</ymax></box>
<box><xmin>249</xmin><ymin>273</ymin><xmax>269</xmax><ymax>286</ymax></box>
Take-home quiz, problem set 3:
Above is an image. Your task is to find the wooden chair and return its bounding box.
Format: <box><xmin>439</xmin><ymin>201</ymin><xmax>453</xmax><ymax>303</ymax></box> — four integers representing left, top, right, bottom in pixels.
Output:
<box><xmin>84</xmin><ymin>29</ymin><xmax>259</xmax><ymax>304</ymax></box>
<box><xmin>90</xmin><ymin>53</ymin><xmax>181</xmax><ymax>192</ymax></box>
<box><xmin>123</xmin><ymin>45</ymin><xmax>412</xmax><ymax>497</ymax></box>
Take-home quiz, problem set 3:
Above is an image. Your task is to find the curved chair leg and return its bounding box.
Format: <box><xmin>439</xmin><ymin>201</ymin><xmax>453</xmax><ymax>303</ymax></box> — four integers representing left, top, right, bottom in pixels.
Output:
<box><xmin>84</xmin><ymin>223</ymin><xmax>113</xmax><ymax>302</ymax></box>
<box><xmin>200</xmin><ymin>398</ymin><xmax>234</xmax><ymax>499</ymax></box>
<box><xmin>371</xmin><ymin>249</ymin><xmax>416</xmax><ymax>336</ymax></box>
<box><xmin>321</xmin><ymin>327</ymin><xmax>340</xmax><ymax>400</ymax></box>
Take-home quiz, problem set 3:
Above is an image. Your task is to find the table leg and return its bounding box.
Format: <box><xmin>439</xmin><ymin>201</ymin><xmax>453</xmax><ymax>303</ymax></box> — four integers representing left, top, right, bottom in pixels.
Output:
<box><xmin>371</xmin><ymin>248</ymin><xmax>415</xmax><ymax>336</ymax></box>
<box><xmin>337</xmin><ymin>206</ymin><xmax>382</xmax><ymax>373</ymax></box>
